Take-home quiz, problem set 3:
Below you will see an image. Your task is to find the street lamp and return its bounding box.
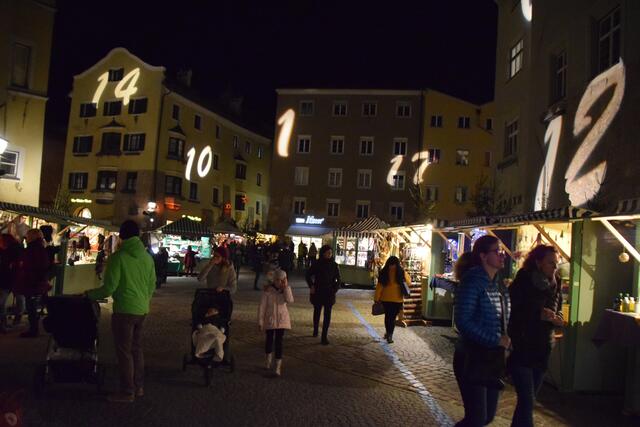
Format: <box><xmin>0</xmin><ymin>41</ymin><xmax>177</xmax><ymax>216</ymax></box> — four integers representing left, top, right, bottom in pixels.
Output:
<box><xmin>143</xmin><ymin>201</ymin><xmax>158</xmax><ymax>230</ymax></box>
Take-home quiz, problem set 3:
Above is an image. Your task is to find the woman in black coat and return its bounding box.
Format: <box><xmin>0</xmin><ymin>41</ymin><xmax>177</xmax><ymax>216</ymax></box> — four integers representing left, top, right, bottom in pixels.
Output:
<box><xmin>508</xmin><ymin>245</ymin><xmax>564</xmax><ymax>427</ymax></box>
<box><xmin>305</xmin><ymin>245</ymin><xmax>340</xmax><ymax>345</ymax></box>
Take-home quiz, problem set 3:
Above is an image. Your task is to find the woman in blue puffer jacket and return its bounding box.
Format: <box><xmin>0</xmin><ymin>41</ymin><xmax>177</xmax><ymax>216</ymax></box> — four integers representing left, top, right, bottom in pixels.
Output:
<box><xmin>453</xmin><ymin>235</ymin><xmax>511</xmax><ymax>427</ymax></box>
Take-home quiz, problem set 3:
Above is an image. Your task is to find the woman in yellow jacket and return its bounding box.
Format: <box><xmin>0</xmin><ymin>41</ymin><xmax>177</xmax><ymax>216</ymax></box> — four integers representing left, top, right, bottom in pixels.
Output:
<box><xmin>374</xmin><ymin>256</ymin><xmax>412</xmax><ymax>343</ymax></box>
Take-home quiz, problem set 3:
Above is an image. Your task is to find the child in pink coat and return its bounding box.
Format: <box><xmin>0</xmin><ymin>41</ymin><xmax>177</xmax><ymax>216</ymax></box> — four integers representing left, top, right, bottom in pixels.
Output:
<box><xmin>258</xmin><ymin>269</ymin><xmax>293</xmax><ymax>376</ymax></box>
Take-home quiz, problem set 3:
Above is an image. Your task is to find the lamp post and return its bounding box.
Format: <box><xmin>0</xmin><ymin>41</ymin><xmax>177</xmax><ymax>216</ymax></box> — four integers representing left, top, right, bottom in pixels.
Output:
<box><xmin>143</xmin><ymin>201</ymin><xmax>157</xmax><ymax>230</ymax></box>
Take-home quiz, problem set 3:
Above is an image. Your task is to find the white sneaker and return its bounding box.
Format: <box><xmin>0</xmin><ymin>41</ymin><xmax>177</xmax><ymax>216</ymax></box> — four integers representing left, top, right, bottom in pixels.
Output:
<box><xmin>266</xmin><ymin>353</ymin><xmax>273</xmax><ymax>369</ymax></box>
<box><xmin>274</xmin><ymin>359</ymin><xmax>282</xmax><ymax>376</ymax></box>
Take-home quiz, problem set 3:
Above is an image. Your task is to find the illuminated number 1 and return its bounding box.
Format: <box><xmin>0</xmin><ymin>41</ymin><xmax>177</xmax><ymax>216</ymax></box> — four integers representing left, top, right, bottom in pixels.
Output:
<box><xmin>386</xmin><ymin>155</ymin><xmax>404</xmax><ymax>186</ymax></box>
<box><xmin>564</xmin><ymin>60</ymin><xmax>625</xmax><ymax>207</ymax></box>
<box><xmin>276</xmin><ymin>109</ymin><xmax>295</xmax><ymax>157</ymax></box>
<box><xmin>185</xmin><ymin>147</ymin><xmax>196</xmax><ymax>181</ymax></box>
<box><xmin>412</xmin><ymin>151</ymin><xmax>431</xmax><ymax>185</ymax></box>
<box><xmin>534</xmin><ymin>116</ymin><xmax>562</xmax><ymax>210</ymax></box>
<box><xmin>92</xmin><ymin>72</ymin><xmax>109</xmax><ymax>108</ymax></box>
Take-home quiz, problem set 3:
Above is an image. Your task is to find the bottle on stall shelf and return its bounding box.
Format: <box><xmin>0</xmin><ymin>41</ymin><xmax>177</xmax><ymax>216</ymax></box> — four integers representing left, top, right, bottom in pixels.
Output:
<box><xmin>630</xmin><ymin>296</ymin><xmax>636</xmax><ymax>313</ymax></box>
<box><xmin>617</xmin><ymin>293</ymin><xmax>624</xmax><ymax>312</ymax></box>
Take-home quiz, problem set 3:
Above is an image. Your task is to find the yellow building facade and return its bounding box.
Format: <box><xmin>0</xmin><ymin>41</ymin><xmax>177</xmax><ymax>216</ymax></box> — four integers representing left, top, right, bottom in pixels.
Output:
<box><xmin>0</xmin><ymin>0</ymin><xmax>55</xmax><ymax>206</ymax></box>
<box><xmin>421</xmin><ymin>90</ymin><xmax>495</xmax><ymax>220</ymax></box>
<box><xmin>62</xmin><ymin>48</ymin><xmax>271</xmax><ymax>229</ymax></box>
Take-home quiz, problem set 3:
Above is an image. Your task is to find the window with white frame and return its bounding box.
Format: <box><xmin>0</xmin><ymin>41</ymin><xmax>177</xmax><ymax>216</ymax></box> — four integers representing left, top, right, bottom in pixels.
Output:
<box><xmin>11</xmin><ymin>43</ymin><xmax>31</xmax><ymax>88</ymax></box>
<box><xmin>103</xmin><ymin>100</ymin><xmax>122</xmax><ymax>116</ymax></box>
<box><xmin>455</xmin><ymin>186</ymin><xmax>468</xmax><ymax>203</ymax></box>
<box><xmin>194</xmin><ymin>114</ymin><xmax>202</xmax><ymax>130</ymax></box>
<box><xmin>509</xmin><ymin>39</ymin><xmax>524</xmax><ymax>78</ymax></box>
<box><xmin>212</xmin><ymin>187</ymin><xmax>221</xmax><ymax>205</ymax></box>
<box><xmin>123</xmin><ymin>133</ymin><xmax>146</xmax><ymax>152</ymax></box>
<box><xmin>232</xmin><ymin>135</ymin><xmax>239</xmax><ymax>149</ymax></box>
<box><xmin>165</xmin><ymin>176</ymin><xmax>182</xmax><ymax>196</ymax></box>
<box><xmin>235</xmin><ymin>163</ymin><xmax>247</xmax><ymax>180</ymax></box>
<box><xmin>256</xmin><ymin>200</ymin><xmax>261</xmax><ymax>215</ymax></box>
<box><xmin>172</xmin><ymin>104</ymin><xmax>180</xmax><ymax>121</ymax></box>
<box><xmin>297</xmin><ymin>135</ymin><xmax>311</xmax><ymax>153</ymax></box>
<box><xmin>327</xmin><ymin>199</ymin><xmax>340</xmax><ymax>217</ymax></box>
<box><xmin>294</xmin><ymin>167</ymin><xmax>309</xmax><ymax>186</ymax></box>
<box><xmin>0</xmin><ymin>150</ymin><xmax>20</xmax><ymax>179</ymax></box>
<box><xmin>108</xmin><ymin>68</ymin><xmax>124</xmax><ymax>81</ymax></box>
<box><xmin>128</xmin><ymin>98</ymin><xmax>148</xmax><ymax>114</ymax></box>
<box><xmin>293</xmin><ymin>197</ymin><xmax>306</xmax><ymax>215</ymax></box>
<box><xmin>598</xmin><ymin>7</ymin><xmax>621</xmax><ymax>73</ymax></box>
<box><xmin>357</xmin><ymin>169</ymin><xmax>372</xmax><ymax>189</ymax></box>
<box><xmin>552</xmin><ymin>51</ymin><xmax>568</xmax><ymax>102</ymax></box>
<box><xmin>485</xmin><ymin>118</ymin><xmax>493</xmax><ymax>131</ymax></box>
<box><xmin>425</xmin><ymin>186</ymin><xmax>439</xmax><ymax>202</ymax></box>
<box><xmin>362</xmin><ymin>102</ymin><xmax>377</xmax><ymax>117</ymax></box>
<box><xmin>504</xmin><ymin>119</ymin><xmax>519</xmax><ymax>157</ymax></box>
<box><xmin>80</xmin><ymin>103</ymin><xmax>97</xmax><ymax>118</ymax></box>
<box><xmin>213</xmin><ymin>153</ymin><xmax>219</xmax><ymax>170</ymax></box>
<box><xmin>390</xmin><ymin>203</ymin><xmax>404</xmax><ymax>221</ymax></box>
<box><xmin>393</xmin><ymin>138</ymin><xmax>408</xmax><ymax>156</ymax></box>
<box><xmin>245</xmin><ymin>141</ymin><xmax>251</xmax><ymax>154</ymax></box>
<box><xmin>68</xmin><ymin>172</ymin><xmax>88</xmax><ymax>191</ymax></box>
<box><xmin>257</xmin><ymin>146</ymin><xmax>264</xmax><ymax>159</ymax></box>
<box><xmin>97</xmin><ymin>170</ymin><xmax>117</xmax><ymax>192</ymax></box>
<box><xmin>427</xmin><ymin>148</ymin><xmax>441</xmax><ymax>164</ymax></box>
<box><xmin>330</xmin><ymin>136</ymin><xmax>344</xmax><ymax>155</ymax></box>
<box><xmin>430</xmin><ymin>115</ymin><xmax>443</xmax><ymax>128</ymax></box>
<box><xmin>256</xmin><ymin>173</ymin><xmax>262</xmax><ymax>187</ymax></box>
<box><xmin>356</xmin><ymin>201</ymin><xmax>370</xmax><ymax>219</ymax></box>
<box><xmin>328</xmin><ymin>168</ymin><xmax>343</xmax><ymax>188</ymax></box>
<box><xmin>189</xmin><ymin>182</ymin><xmax>199</xmax><ymax>200</ymax></box>
<box><xmin>456</xmin><ymin>149</ymin><xmax>469</xmax><ymax>166</ymax></box>
<box><xmin>359</xmin><ymin>137</ymin><xmax>374</xmax><ymax>156</ymax></box>
<box><xmin>391</xmin><ymin>171</ymin><xmax>405</xmax><ymax>190</ymax></box>
<box><xmin>299</xmin><ymin>100</ymin><xmax>314</xmax><ymax>116</ymax></box>
<box><xmin>332</xmin><ymin>101</ymin><xmax>348</xmax><ymax>117</ymax></box>
<box><xmin>396</xmin><ymin>101</ymin><xmax>411</xmax><ymax>118</ymax></box>
<box><xmin>458</xmin><ymin>116</ymin><xmax>471</xmax><ymax>129</ymax></box>
<box><xmin>72</xmin><ymin>136</ymin><xmax>93</xmax><ymax>154</ymax></box>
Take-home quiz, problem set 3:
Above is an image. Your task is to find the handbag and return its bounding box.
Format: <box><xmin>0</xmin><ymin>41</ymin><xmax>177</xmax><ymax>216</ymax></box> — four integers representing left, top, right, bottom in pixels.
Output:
<box><xmin>462</xmin><ymin>293</ymin><xmax>508</xmax><ymax>389</ymax></box>
<box><xmin>371</xmin><ymin>301</ymin><xmax>385</xmax><ymax>316</ymax></box>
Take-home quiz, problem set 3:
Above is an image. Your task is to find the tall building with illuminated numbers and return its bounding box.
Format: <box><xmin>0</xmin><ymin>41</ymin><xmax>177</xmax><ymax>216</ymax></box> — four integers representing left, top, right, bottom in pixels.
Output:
<box><xmin>62</xmin><ymin>48</ymin><xmax>271</xmax><ymax>229</ymax></box>
<box><xmin>269</xmin><ymin>89</ymin><xmax>495</xmax><ymax>236</ymax></box>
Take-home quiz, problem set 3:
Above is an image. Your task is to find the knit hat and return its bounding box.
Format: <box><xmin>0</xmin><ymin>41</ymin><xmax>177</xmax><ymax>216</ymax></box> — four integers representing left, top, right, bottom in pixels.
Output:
<box><xmin>214</xmin><ymin>246</ymin><xmax>228</xmax><ymax>260</ymax></box>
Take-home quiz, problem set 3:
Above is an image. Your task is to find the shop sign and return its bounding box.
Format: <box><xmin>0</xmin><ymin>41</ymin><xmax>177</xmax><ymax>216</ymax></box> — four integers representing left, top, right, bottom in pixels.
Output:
<box><xmin>295</xmin><ymin>215</ymin><xmax>325</xmax><ymax>225</ymax></box>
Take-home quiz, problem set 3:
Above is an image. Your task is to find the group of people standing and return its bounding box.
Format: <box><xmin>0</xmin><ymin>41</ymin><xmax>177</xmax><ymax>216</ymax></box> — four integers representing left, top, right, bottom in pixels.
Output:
<box><xmin>0</xmin><ymin>228</ymin><xmax>55</xmax><ymax>337</ymax></box>
<box><xmin>452</xmin><ymin>235</ymin><xmax>564</xmax><ymax>427</ymax></box>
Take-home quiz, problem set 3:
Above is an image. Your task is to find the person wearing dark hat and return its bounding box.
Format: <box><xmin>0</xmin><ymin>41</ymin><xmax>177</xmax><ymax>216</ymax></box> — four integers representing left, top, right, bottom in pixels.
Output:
<box><xmin>305</xmin><ymin>245</ymin><xmax>341</xmax><ymax>345</ymax></box>
<box><xmin>86</xmin><ymin>220</ymin><xmax>156</xmax><ymax>403</ymax></box>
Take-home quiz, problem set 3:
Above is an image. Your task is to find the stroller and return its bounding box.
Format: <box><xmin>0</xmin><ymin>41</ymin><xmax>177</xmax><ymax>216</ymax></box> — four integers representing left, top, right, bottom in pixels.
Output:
<box><xmin>182</xmin><ymin>289</ymin><xmax>235</xmax><ymax>386</ymax></box>
<box><xmin>33</xmin><ymin>296</ymin><xmax>105</xmax><ymax>396</ymax></box>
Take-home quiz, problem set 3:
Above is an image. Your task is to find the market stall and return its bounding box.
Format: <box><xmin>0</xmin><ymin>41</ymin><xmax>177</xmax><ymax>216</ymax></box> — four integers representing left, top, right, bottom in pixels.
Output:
<box><xmin>157</xmin><ymin>217</ymin><xmax>214</xmax><ymax>276</ymax></box>
<box><xmin>333</xmin><ymin>216</ymin><xmax>390</xmax><ymax>287</ymax></box>
<box><xmin>284</xmin><ymin>216</ymin><xmax>333</xmax><ymax>263</ymax></box>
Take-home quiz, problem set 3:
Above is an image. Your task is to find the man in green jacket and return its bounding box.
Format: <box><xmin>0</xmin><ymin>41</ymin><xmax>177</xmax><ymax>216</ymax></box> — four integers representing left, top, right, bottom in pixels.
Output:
<box><xmin>87</xmin><ymin>220</ymin><xmax>156</xmax><ymax>403</ymax></box>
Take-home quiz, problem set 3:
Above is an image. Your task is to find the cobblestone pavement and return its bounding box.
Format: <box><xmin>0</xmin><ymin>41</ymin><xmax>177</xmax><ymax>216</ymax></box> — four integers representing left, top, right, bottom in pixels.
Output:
<box><xmin>0</xmin><ymin>269</ymin><xmax>635</xmax><ymax>426</ymax></box>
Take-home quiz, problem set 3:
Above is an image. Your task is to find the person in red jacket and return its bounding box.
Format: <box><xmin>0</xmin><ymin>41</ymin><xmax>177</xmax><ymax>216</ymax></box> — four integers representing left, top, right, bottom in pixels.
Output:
<box><xmin>15</xmin><ymin>229</ymin><xmax>51</xmax><ymax>338</ymax></box>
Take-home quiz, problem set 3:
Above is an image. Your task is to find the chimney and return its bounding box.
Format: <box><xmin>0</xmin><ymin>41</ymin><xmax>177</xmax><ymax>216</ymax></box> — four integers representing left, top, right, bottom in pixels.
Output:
<box><xmin>177</xmin><ymin>69</ymin><xmax>193</xmax><ymax>88</ymax></box>
<box><xmin>229</xmin><ymin>97</ymin><xmax>243</xmax><ymax>115</ymax></box>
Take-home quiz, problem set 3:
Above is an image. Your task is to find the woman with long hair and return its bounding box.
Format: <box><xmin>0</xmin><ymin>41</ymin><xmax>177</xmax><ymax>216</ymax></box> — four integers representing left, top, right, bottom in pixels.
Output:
<box><xmin>508</xmin><ymin>245</ymin><xmax>564</xmax><ymax>427</ymax></box>
<box><xmin>305</xmin><ymin>245</ymin><xmax>340</xmax><ymax>345</ymax></box>
<box><xmin>374</xmin><ymin>256</ymin><xmax>411</xmax><ymax>344</ymax></box>
<box><xmin>453</xmin><ymin>235</ymin><xmax>511</xmax><ymax>426</ymax></box>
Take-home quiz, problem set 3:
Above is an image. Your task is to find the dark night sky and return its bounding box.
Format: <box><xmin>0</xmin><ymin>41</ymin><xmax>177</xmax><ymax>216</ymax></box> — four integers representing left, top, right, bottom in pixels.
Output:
<box><xmin>46</xmin><ymin>0</ymin><xmax>498</xmax><ymax>137</ymax></box>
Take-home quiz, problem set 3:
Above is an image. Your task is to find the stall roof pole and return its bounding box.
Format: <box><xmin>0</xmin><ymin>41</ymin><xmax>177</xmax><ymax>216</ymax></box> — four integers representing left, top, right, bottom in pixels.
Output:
<box><xmin>436</xmin><ymin>231</ymin><xmax>457</xmax><ymax>253</ymax></box>
<box><xmin>486</xmin><ymin>229</ymin><xmax>515</xmax><ymax>259</ymax></box>
<box><xmin>409</xmin><ymin>226</ymin><xmax>431</xmax><ymax>248</ymax></box>
<box><xmin>532</xmin><ymin>224</ymin><xmax>570</xmax><ymax>262</ymax></box>
<box><xmin>596</xmin><ymin>219</ymin><xmax>640</xmax><ymax>264</ymax></box>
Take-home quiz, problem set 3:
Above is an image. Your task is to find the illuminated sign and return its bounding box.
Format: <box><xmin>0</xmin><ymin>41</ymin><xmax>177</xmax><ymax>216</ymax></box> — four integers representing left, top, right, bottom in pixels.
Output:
<box><xmin>386</xmin><ymin>155</ymin><xmax>404</xmax><ymax>186</ymax></box>
<box><xmin>534</xmin><ymin>116</ymin><xmax>563</xmax><ymax>210</ymax></box>
<box><xmin>71</xmin><ymin>198</ymin><xmax>92</xmax><ymax>204</ymax></box>
<box><xmin>411</xmin><ymin>151</ymin><xmax>431</xmax><ymax>185</ymax></box>
<box><xmin>276</xmin><ymin>109</ymin><xmax>295</xmax><ymax>157</ymax></box>
<box><xmin>565</xmin><ymin>60</ymin><xmax>625</xmax><ymax>207</ymax></box>
<box><xmin>0</xmin><ymin>137</ymin><xmax>8</xmax><ymax>155</ymax></box>
<box><xmin>521</xmin><ymin>0</ymin><xmax>532</xmax><ymax>21</ymax></box>
<box><xmin>295</xmin><ymin>216</ymin><xmax>325</xmax><ymax>225</ymax></box>
<box><xmin>185</xmin><ymin>146</ymin><xmax>213</xmax><ymax>181</ymax></box>
<box><xmin>92</xmin><ymin>67</ymin><xmax>140</xmax><ymax>108</ymax></box>
<box><xmin>182</xmin><ymin>215</ymin><xmax>202</xmax><ymax>222</ymax></box>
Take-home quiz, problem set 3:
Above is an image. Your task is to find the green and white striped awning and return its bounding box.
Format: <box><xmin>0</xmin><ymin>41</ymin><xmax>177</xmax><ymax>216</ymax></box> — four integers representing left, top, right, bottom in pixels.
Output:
<box><xmin>158</xmin><ymin>218</ymin><xmax>213</xmax><ymax>237</ymax></box>
<box><xmin>497</xmin><ymin>206</ymin><xmax>595</xmax><ymax>225</ymax></box>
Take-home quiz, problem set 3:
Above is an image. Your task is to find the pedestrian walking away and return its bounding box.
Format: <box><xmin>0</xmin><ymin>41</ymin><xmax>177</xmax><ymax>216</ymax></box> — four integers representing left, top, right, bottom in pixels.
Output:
<box><xmin>258</xmin><ymin>268</ymin><xmax>293</xmax><ymax>376</ymax></box>
<box><xmin>154</xmin><ymin>246</ymin><xmax>169</xmax><ymax>289</ymax></box>
<box><xmin>508</xmin><ymin>245</ymin><xmax>564</xmax><ymax>427</ymax></box>
<box><xmin>14</xmin><ymin>229</ymin><xmax>51</xmax><ymax>338</ymax></box>
<box><xmin>307</xmin><ymin>242</ymin><xmax>317</xmax><ymax>268</ymax></box>
<box><xmin>305</xmin><ymin>245</ymin><xmax>340</xmax><ymax>345</ymax></box>
<box><xmin>374</xmin><ymin>256</ymin><xmax>411</xmax><ymax>344</ymax></box>
<box><xmin>86</xmin><ymin>220</ymin><xmax>156</xmax><ymax>403</ymax></box>
<box><xmin>452</xmin><ymin>235</ymin><xmax>511</xmax><ymax>427</ymax></box>
<box><xmin>0</xmin><ymin>233</ymin><xmax>23</xmax><ymax>333</ymax></box>
<box><xmin>183</xmin><ymin>246</ymin><xmax>198</xmax><ymax>277</ymax></box>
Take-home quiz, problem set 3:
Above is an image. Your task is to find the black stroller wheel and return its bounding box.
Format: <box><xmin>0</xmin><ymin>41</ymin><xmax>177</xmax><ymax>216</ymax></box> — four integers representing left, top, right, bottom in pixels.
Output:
<box><xmin>203</xmin><ymin>366</ymin><xmax>212</xmax><ymax>387</ymax></box>
<box><xmin>33</xmin><ymin>365</ymin><xmax>47</xmax><ymax>398</ymax></box>
<box><xmin>182</xmin><ymin>354</ymin><xmax>189</xmax><ymax>372</ymax></box>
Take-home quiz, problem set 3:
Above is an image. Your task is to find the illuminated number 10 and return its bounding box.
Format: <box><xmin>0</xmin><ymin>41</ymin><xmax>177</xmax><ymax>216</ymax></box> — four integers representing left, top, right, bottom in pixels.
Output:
<box><xmin>185</xmin><ymin>146</ymin><xmax>213</xmax><ymax>181</ymax></box>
